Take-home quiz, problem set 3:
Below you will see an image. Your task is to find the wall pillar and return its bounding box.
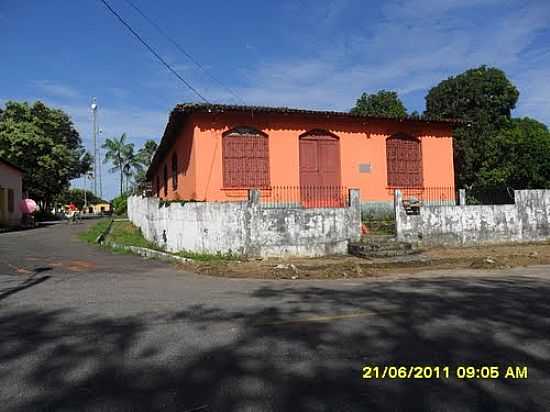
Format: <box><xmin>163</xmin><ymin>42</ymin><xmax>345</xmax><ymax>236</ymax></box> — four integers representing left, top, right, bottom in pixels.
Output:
<box><xmin>394</xmin><ymin>190</ymin><xmax>403</xmax><ymax>241</ymax></box>
<box><xmin>349</xmin><ymin>188</ymin><xmax>360</xmax><ymax>209</ymax></box>
<box><xmin>459</xmin><ymin>189</ymin><xmax>466</xmax><ymax>206</ymax></box>
<box><xmin>349</xmin><ymin>188</ymin><xmax>361</xmax><ymax>241</ymax></box>
<box><xmin>248</xmin><ymin>188</ymin><xmax>261</xmax><ymax>205</ymax></box>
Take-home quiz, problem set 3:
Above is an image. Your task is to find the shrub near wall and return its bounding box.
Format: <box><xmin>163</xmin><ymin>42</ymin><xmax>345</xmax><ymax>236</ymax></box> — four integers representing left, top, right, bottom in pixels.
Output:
<box><xmin>112</xmin><ymin>194</ymin><xmax>128</xmax><ymax>216</ymax></box>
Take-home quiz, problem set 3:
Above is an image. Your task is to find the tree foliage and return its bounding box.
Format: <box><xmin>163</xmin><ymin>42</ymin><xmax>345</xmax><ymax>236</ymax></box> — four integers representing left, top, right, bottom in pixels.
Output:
<box><xmin>103</xmin><ymin>135</ymin><xmax>158</xmax><ymax>197</ymax></box>
<box><xmin>0</xmin><ymin>101</ymin><xmax>91</xmax><ymax>209</ymax></box>
<box><xmin>122</xmin><ymin>144</ymin><xmax>144</xmax><ymax>193</ymax></box>
<box><xmin>424</xmin><ymin>66</ymin><xmax>520</xmax><ymax>188</ymax></box>
<box><xmin>425</xmin><ymin>66</ymin><xmax>519</xmax><ymax>125</ymax></box>
<box><xmin>111</xmin><ymin>193</ymin><xmax>128</xmax><ymax>216</ymax></box>
<box><xmin>480</xmin><ymin>118</ymin><xmax>550</xmax><ymax>189</ymax></box>
<box><xmin>351</xmin><ymin>90</ymin><xmax>408</xmax><ymax>117</ymax></box>
<box><xmin>137</xmin><ymin>139</ymin><xmax>158</xmax><ymax>167</ymax></box>
<box><xmin>102</xmin><ymin>133</ymin><xmax>133</xmax><ymax>197</ymax></box>
<box><xmin>134</xmin><ymin>139</ymin><xmax>158</xmax><ymax>189</ymax></box>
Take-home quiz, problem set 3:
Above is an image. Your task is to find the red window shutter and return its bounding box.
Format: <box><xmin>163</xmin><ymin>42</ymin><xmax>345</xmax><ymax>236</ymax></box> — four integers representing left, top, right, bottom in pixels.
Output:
<box><xmin>386</xmin><ymin>135</ymin><xmax>422</xmax><ymax>187</ymax></box>
<box><xmin>223</xmin><ymin>131</ymin><xmax>270</xmax><ymax>188</ymax></box>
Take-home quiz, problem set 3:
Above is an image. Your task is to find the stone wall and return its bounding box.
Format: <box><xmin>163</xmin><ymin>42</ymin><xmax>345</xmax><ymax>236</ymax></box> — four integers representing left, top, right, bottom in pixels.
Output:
<box><xmin>396</xmin><ymin>190</ymin><xmax>550</xmax><ymax>246</ymax></box>
<box><xmin>128</xmin><ymin>189</ymin><xmax>361</xmax><ymax>257</ymax></box>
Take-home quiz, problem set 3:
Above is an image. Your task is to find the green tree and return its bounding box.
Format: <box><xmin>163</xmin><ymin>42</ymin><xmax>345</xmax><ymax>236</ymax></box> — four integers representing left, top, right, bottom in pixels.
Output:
<box><xmin>134</xmin><ymin>139</ymin><xmax>158</xmax><ymax>189</ymax></box>
<box><xmin>137</xmin><ymin>139</ymin><xmax>158</xmax><ymax>167</ymax></box>
<box><xmin>102</xmin><ymin>133</ymin><xmax>132</xmax><ymax>197</ymax></box>
<box><xmin>0</xmin><ymin>101</ymin><xmax>91</xmax><ymax>210</ymax></box>
<box><xmin>424</xmin><ymin>66</ymin><xmax>520</xmax><ymax>188</ymax></box>
<box><xmin>351</xmin><ymin>90</ymin><xmax>408</xmax><ymax>117</ymax></box>
<box><xmin>122</xmin><ymin>144</ymin><xmax>143</xmax><ymax>192</ymax></box>
<box><xmin>111</xmin><ymin>193</ymin><xmax>128</xmax><ymax>216</ymax></box>
<box><xmin>480</xmin><ymin>118</ymin><xmax>550</xmax><ymax>189</ymax></box>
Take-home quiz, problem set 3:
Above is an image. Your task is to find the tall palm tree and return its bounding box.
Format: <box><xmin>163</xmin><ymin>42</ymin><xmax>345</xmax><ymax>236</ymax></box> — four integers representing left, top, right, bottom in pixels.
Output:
<box><xmin>122</xmin><ymin>144</ymin><xmax>143</xmax><ymax>192</ymax></box>
<box><xmin>102</xmin><ymin>133</ymin><xmax>130</xmax><ymax>197</ymax></box>
<box><xmin>134</xmin><ymin>139</ymin><xmax>158</xmax><ymax>189</ymax></box>
<box><xmin>137</xmin><ymin>139</ymin><xmax>158</xmax><ymax>168</ymax></box>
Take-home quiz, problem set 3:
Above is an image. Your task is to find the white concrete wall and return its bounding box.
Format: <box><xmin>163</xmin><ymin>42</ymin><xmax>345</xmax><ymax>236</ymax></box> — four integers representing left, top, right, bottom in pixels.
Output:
<box><xmin>0</xmin><ymin>163</ymin><xmax>23</xmax><ymax>225</ymax></box>
<box><xmin>396</xmin><ymin>190</ymin><xmax>550</xmax><ymax>246</ymax></box>
<box><xmin>128</xmin><ymin>191</ymin><xmax>361</xmax><ymax>257</ymax></box>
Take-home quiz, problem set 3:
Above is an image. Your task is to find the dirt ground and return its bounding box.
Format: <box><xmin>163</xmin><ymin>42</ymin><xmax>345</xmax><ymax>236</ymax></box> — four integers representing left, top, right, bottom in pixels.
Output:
<box><xmin>176</xmin><ymin>241</ymin><xmax>550</xmax><ymax>279</ymax></box>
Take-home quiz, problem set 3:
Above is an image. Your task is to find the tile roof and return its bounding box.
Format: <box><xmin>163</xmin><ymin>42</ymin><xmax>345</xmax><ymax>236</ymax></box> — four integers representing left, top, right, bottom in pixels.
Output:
<box><xmin>147</xmin><ymin>103</ymin><xmax>463</xmax><ymax>179</ymax></box>
<box><xmin>173</xmin><ymin>103</ymin><xmax>463</xmax><ymax>123</ymax></box>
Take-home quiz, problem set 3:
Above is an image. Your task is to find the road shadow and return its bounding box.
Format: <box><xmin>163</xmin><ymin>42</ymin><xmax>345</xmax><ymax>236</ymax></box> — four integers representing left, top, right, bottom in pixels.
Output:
<box><xmin>1</xmin><ymin>275</ymin><xmax>549</xmax><ymax>411</ymax></box>
<box><xmin>0</xmin><ymin>267</ymin><xmax>52</xmax><ymax>301</ymax></box>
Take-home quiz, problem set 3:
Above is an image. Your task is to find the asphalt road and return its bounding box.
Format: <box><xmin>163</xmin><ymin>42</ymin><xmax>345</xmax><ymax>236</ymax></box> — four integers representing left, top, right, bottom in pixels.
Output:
<box><xmin>1</xmin><ymin>221</ymin><xmax>550</xmax><ymax>411</ymax></box>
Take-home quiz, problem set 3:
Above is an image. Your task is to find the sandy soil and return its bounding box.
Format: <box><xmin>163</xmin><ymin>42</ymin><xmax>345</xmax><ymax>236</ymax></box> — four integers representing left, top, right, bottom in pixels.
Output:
<box><xmin>176</xmin><ymin>241</ymin><xmax>550</xmax><ymax>279</ymax></box>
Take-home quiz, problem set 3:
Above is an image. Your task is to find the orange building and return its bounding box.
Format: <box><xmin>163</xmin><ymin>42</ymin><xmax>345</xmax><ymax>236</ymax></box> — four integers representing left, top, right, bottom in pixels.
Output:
<box><xmin>147</xmin><ymin>104</ymin><xmax>457</xmax><ymax>205</ymax></box>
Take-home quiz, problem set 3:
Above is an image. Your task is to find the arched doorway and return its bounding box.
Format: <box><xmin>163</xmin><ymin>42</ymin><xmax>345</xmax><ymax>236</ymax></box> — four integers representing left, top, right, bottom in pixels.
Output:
<box><xmin>299</xmin><ymin>130</ymin><xmax>342</xmax><ymax>206</ymax></box>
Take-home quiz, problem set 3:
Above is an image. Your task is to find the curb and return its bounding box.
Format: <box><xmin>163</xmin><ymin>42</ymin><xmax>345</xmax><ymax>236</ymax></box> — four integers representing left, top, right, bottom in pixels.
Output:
<box><xmin>95</xmin><ymin>219</ymin><xmax>114</xmax><ymax>244</ymax></box>
<box><xmin>106</xmin><ymin>241</ymin><xmax>193</xmax><ymax>263</ymax></box>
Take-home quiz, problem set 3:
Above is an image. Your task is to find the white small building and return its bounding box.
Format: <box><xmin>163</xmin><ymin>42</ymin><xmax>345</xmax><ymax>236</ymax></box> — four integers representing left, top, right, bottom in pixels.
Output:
<box><xmin>0</xmin><ymin>158</ymin><xmax>24</xmax><ymax>225</ymax></box>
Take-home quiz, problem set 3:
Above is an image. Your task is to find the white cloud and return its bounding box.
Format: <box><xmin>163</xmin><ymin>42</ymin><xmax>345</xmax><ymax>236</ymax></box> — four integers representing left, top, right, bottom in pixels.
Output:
<box><xmin>228</xmin><ymin>0</ymin><xmax>550</xmax><ymax>124</ymax></box>
<box><xmin>33</xmin><ymin>81</ymin><xmax>80</xmax><ymax>99</ymax></box>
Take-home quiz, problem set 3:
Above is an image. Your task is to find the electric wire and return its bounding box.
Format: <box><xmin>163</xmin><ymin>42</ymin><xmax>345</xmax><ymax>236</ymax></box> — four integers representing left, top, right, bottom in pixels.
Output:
<box><xmin>123</xmin><ymin>0</ymin><xmax>244</xmax><ymax>104</ymax></box>
<box><xmin>99</xmin><ymin>0</ymin><xmax>210</xmax><ymax>103</ymax></box>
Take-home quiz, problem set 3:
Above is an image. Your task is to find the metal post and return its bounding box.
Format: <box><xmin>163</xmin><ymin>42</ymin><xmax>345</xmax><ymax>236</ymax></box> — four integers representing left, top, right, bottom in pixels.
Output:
<box><xmin>98</xmin><ymin>129</ymin><xmax>103</xmax><ymax>199</ymax></box>
<box><xmin>91</xmin><ymin>97</ymin><xmax>98</xmax><ymax>196</ymax></box>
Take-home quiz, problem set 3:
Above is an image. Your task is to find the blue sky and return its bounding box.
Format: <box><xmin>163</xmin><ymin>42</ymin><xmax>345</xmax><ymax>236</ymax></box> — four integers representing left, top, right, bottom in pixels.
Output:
<box><xmin>1</xmin><ymin>0</ymin><xmax>549</xmax><ymax>200</ymax></box>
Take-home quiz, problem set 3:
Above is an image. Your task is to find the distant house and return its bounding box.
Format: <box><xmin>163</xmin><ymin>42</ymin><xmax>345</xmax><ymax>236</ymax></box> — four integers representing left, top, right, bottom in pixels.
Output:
<box><xmin>0</xmin><ymin>158</ymin><xmax>24</xmax><ymax>225</ymax></box>
<box><xmin>146</xmin><ymin>104</ymin><xmax>457</xmax><ymax>205</ymax></box>
<box><xmin>82</xmin><ymin>202</ymin><xmax>112</xmax><ymax>215</ymax></box>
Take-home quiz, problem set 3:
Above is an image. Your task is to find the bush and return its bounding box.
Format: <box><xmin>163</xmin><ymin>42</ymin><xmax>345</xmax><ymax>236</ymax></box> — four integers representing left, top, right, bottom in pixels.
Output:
<box><xmin>112</xmin><ymin>194</ymin><xmax>128</xmax><ymax>216</ymax></box>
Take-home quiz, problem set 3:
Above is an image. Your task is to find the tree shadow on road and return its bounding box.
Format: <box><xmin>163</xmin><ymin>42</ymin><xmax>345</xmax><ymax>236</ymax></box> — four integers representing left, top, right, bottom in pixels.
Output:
<box><xmin>0</xmin><ymin>267</ymin><xmax>52</xmax><ymax>301</ymax></box>
<box><xmin>1</xmin><ymin>275</ymin><xmax>550</xmax><ymax>411</ymax></box>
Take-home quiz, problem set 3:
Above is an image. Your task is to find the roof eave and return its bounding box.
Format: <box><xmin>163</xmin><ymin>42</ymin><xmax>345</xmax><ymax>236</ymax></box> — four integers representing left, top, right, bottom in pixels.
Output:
<box><xmin>0</xmin><ymin>158</ymin><xmax>26</xmax><ymax>174</ymax></box>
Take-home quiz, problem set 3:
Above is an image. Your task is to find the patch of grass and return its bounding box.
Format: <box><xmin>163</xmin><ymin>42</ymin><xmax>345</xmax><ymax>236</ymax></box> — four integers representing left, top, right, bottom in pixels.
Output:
<box><xmin>176</xmin><ymin>250</ymin><xmax>242</xmax><ymax>262</ymax></box>
<box><xmin>107</xmin><ymin>221</ymin><xmax>159</xmax><ymax>249</ymax></box>
<box><xmin>109</xmin><ymin>222</ymin><xmax>241</xmax><ymax>261</ymax></box>
<box><xmin>86</xmin><ymin>220</ymin><xmax>242</xmax><ymax>262</ymax></box>
<box><xmin>79</xmin><ymin>219</ymin><xmax>112</xmax><ymax>243</ymax></box>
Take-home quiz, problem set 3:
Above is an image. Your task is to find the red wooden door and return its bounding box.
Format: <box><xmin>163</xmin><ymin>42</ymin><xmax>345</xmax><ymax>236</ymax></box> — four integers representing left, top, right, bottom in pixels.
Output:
<box><xmin>299</xmin><ymin>134</ymin><xmax>341</xmax><ymax>206</ymax></box>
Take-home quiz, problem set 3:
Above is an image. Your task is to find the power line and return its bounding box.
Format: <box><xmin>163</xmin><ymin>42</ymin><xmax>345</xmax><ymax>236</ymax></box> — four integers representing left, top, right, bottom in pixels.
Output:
<box><xmin>123</xmin><ymin>0</ymin><xmax>245</xmax><ymax>104</ymax></box>
<box><xmin>99</xmin><ymin>0</ymin><xmax>209</xmax><ymax>103</ymax></box>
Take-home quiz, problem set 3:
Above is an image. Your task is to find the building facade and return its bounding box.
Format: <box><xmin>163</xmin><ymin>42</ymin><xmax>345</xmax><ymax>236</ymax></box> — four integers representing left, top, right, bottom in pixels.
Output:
<box><xmin>147</xmin><ymin>104</ymin><xmax>457</xmax><ymax>205</ymax></box>
<box><xmin>0</xmin><ymin>158</ymin><xmax>24</xmax><ymax>225</ymax></box>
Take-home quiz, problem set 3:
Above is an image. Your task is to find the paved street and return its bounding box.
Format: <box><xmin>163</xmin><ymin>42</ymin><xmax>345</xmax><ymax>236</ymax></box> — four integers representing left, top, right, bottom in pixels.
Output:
<box><xmin>1</xmin><ymin>221</ymin><xmax>550</xmax><ymax>411</ymax></box>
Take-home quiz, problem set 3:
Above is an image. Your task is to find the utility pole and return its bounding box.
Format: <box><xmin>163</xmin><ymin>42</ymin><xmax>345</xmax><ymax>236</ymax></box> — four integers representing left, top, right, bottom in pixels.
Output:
<box><xmin>91</xmin><ymin>97</ymin><xmax>98</xmax><ymax>196</ymax></box>
<box><xmin>98</xmin><ymin>128</ymin><xmax>103</xmax><ymax>199</ymax></box>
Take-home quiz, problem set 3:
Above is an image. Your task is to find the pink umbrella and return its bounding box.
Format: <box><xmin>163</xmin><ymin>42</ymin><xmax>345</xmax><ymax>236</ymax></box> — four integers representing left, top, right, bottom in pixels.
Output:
<box><xmin>19</xmin><ymin>198</ymin><xmax>38</xmax><ymax>214</ymax></box>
